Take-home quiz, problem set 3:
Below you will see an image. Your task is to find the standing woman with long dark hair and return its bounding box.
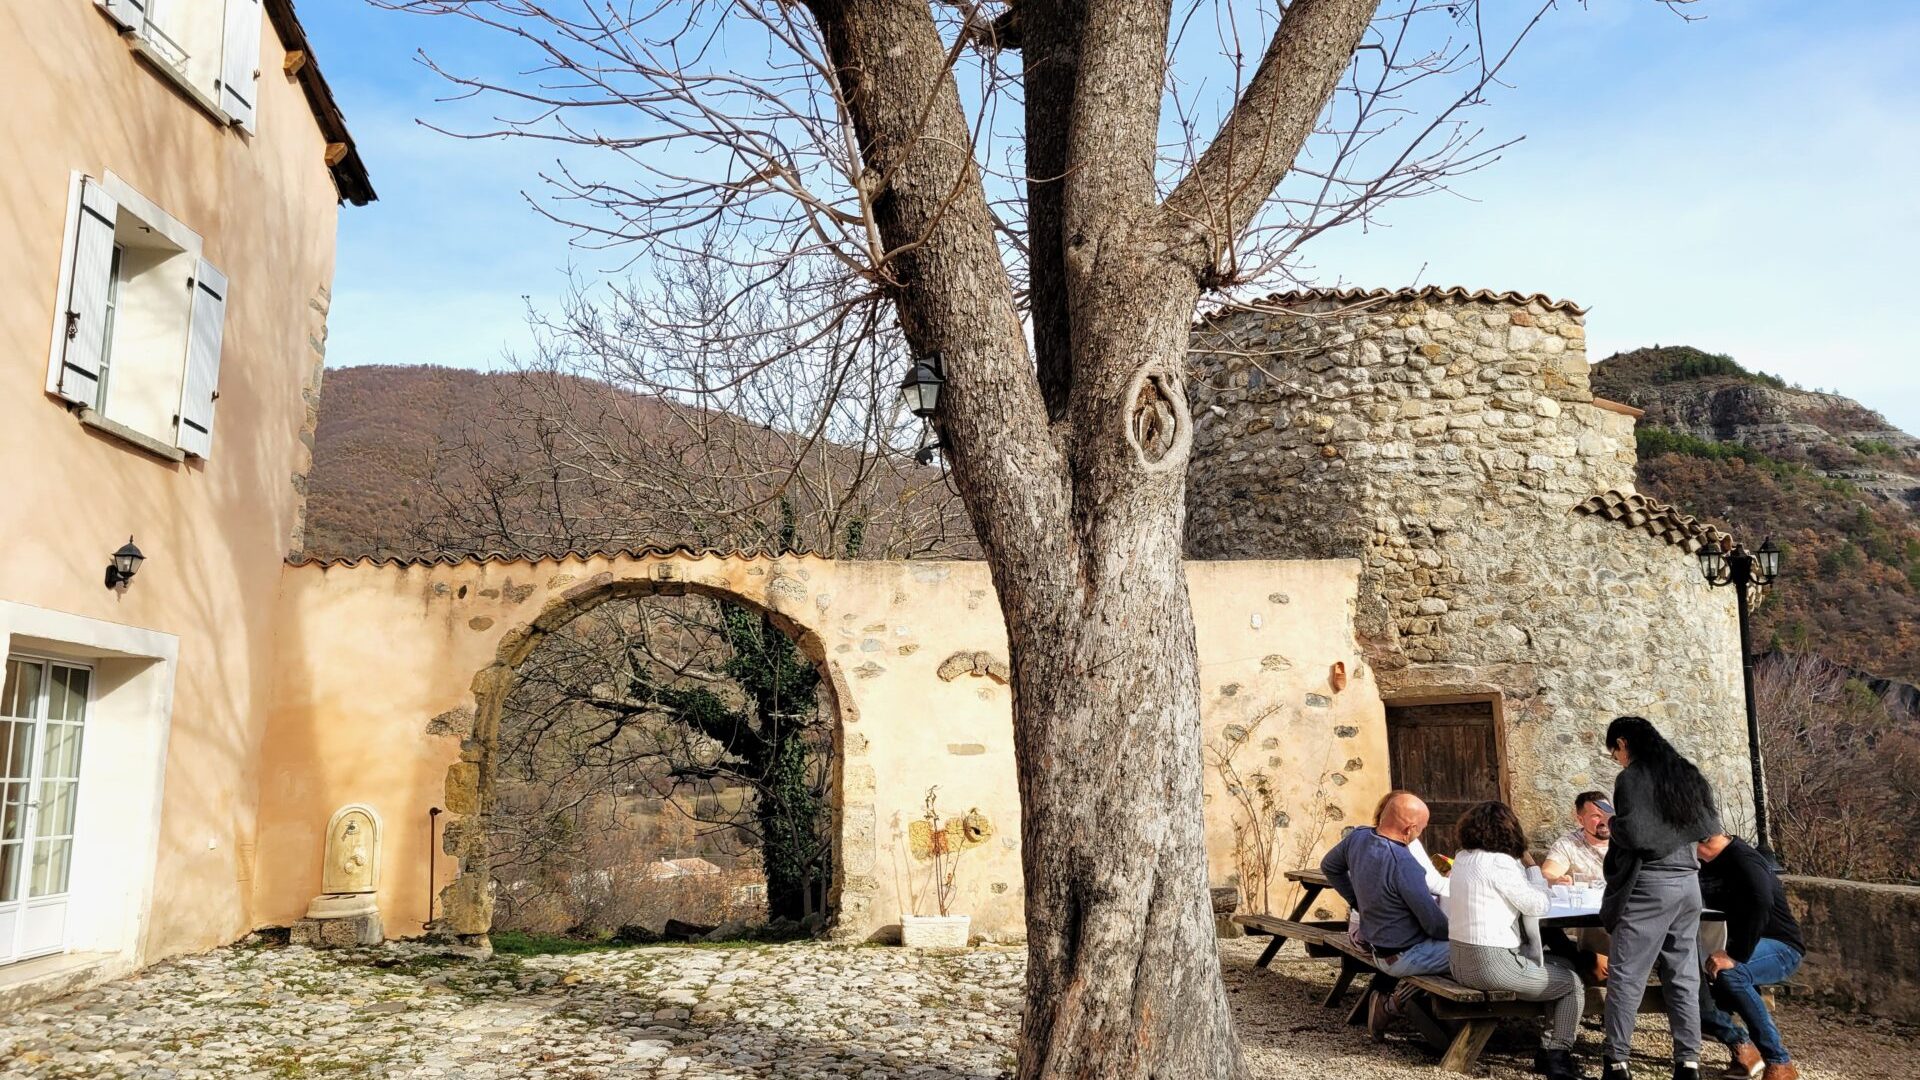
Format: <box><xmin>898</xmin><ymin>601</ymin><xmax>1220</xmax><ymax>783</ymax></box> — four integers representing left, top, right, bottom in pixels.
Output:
<box><xmin>1600</xmin><ymin>716</ymin><xmax>1723</xmax><ymax>1080</ymax></box>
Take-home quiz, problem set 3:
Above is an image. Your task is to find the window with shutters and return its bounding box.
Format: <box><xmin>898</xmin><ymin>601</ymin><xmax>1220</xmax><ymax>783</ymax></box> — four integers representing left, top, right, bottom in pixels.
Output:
<box><xmin>94</xmin><ymin>0</ymin><xmax>264</xmax><ymax>133</ymax></box>
<box><xmin>45</xmin><ymin>173</ymin><xmax>228</xmax><ymax>460</ymax></box>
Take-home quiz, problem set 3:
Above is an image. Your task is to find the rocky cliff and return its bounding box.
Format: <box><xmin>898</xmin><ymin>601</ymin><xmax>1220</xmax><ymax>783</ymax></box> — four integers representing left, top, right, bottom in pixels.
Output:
<box><xmin>1591</xmin><ymin>346</ymin><xmax>1920</xmax><ymax>681</ymax></box>
<box><xmin>1592</xmin><ymin>346</ymin><xmax>1920</xmax><ymax>512</ymax></box>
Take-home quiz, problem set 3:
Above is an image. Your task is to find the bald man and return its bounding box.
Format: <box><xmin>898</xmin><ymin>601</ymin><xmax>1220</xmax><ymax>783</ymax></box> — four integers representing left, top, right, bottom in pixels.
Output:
<box><xmin>1323</xmin><ymin>792</ymin><xmax>1452</xmax><ymax>980</ymax></box>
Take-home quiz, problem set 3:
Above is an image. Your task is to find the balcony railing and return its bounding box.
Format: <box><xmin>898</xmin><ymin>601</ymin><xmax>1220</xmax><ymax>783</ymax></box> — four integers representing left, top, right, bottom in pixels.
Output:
<box><xmin>137</xmin><ymin>20</ymin><xmax>190</xmax><ymax>79</ymax></box>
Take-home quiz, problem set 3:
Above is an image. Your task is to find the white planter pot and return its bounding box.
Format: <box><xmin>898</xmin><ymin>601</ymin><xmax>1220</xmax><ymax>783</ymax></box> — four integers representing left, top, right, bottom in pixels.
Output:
<box><xmin>900</xmin><ymin>913</ymin><xmax>971</xmax><ymax>948</ymax></box>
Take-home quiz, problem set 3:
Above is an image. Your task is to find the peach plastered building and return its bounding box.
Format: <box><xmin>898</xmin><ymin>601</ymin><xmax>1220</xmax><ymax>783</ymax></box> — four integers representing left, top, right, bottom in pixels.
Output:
<box><xmin>0</xmin><ymin>0</ymin><xmax>370</xmax><ymax>1003</ymax></box>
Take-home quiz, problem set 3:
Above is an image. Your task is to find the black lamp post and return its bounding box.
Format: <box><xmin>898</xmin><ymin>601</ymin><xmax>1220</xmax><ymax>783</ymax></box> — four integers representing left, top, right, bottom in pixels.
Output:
<box><xmin>899</xmin><ymin>353</ymin><xmax>946</xmax><ymax>464</ymax></box>
<box><xmin>1698</xmin><ymin>536</ymin><xmax>1784</xmax><ymax>863</ymax></box>
<box><xmin>104</xmin><ymin>536</ymin><xmax>145</xmax><ymax>591</ymax></box>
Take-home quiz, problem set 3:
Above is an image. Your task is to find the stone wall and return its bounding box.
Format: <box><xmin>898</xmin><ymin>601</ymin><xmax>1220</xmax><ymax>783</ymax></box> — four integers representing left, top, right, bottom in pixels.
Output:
<box><xmin>1186</xmin><ymin>288</ymin><xmax>1751</xmax><ymax>837</ymax></box>
<box><xmin>259</xmin><ymin>553</ymin><xmax>1389</xmax><ymax>944</ymax></box>
<box><xmin>1784</xmin><ymin>876</ymin><xmax>1920</xmax><ymax>1024</ymax></box>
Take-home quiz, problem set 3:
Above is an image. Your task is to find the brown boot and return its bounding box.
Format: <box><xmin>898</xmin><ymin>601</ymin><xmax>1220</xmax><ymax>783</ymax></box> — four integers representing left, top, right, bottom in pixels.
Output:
<box><xmin>1760</xmin><ymin>1064</ymin><xmax>1799</xmax><ymax>1080</ymax></box>
<box><xmin>1722</xmin><ymin>1043</ymin><xmax>1762</xmax><ymax>1078</ymax></box>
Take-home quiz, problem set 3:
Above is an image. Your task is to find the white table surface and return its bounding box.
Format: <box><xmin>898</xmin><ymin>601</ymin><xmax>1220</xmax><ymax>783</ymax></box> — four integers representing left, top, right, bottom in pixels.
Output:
<box><xmin>1544</xmin><ymin>901</ymin><xmax>1603</xmax><ymax>922</ymax></box>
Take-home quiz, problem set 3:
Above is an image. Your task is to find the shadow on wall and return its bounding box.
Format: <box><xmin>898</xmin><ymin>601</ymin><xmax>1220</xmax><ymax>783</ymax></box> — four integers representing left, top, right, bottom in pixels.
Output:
<box><xmin>2</xmin><ymin>2</ymin><xmax>348</xmax><ymax>964</ymax></box>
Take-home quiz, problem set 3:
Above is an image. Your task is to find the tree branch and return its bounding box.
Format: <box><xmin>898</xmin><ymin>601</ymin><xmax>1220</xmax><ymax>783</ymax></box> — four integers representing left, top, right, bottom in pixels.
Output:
<box><xmin>1022</xmin><ymin>0</ymin><xmax>1086</xmax><ymax>421</ymax></box>
<box><xmin>1163</xmin><ymin>0</ymin><xmax>1381</xmax><ymax>279</ymax></box>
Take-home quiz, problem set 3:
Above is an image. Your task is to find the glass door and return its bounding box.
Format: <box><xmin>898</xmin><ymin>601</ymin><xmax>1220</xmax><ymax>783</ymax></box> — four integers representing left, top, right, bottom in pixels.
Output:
<box><xmin>0</xmin><ymin>657</ymin><xmax>90</xmax><ymax>965</ymax></box>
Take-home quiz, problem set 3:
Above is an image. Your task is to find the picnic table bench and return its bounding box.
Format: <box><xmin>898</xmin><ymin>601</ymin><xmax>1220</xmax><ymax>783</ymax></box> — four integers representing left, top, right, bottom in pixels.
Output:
<box><xmin>1233</xmin><ymin>908</ymin><xmax>1515</xmax><ymax>1072</ymax></box>
<box><xmin>1233</xmin><ymin>866</ymin><xmax>1731</xmax><ymax>1074</ymax></box>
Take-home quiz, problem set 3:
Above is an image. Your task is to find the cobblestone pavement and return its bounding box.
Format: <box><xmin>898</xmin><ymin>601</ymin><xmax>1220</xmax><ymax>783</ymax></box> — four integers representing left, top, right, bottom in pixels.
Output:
<box><xmin>0</xmin><ymin>937</ymin><xmax>1910</xmax><ymax>1079</ymax></box>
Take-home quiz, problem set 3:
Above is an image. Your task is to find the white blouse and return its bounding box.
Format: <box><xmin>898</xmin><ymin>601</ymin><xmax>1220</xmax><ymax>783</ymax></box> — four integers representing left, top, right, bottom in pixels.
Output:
<box><xmin>1443</xmin><ymin>849</ymin><xmax>1550</xmax><ymax>950</ymax></box>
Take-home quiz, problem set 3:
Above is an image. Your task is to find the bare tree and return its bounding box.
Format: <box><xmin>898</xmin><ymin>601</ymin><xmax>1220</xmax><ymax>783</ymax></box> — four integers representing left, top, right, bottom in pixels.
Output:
<box><xmin>1756</xmin><ymin>651</ymin><xmax>1919</xmax><ymax>884</ymax></box>
<box><xmin>417</xmin><ymin>248</ymin><xmax>971</xmax><ymax>558</ymax></box>
<box><xmin>493</xmin><ymin>587</ymin><xmax>835</xmax><ymax>924</ymax></box>
<box><xmin>382</xmin><ymin>0</ymin><xmax>1693</xmax><ymax>1071</ymax></box>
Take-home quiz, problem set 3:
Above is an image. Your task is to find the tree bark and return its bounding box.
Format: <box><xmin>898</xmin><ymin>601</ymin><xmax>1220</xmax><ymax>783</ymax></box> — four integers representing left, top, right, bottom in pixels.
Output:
<box><xmin>1006</xmin><ymin>525</ymin><xmax>1241</xmax><ymax>1078</ymax></box>
<box><xmin>801</xmin><ymin>0</ymin><xmax>1377</xmax><ymax>1074</ymax></box>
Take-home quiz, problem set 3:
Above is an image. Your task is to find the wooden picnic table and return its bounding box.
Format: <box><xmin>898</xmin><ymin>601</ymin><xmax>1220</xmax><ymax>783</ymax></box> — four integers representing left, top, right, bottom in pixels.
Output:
<box><xmin>1243</xmin><ymin>866</ymin><xmax>1726</xmax><ymax>1075</ymax></box>
<box><xmin>1287</xmin><ymin>866</ymin><xmax>1676</xmax><ymax>929</ymax></box>
<box><xmin>1283</xmin><ymin>866</ymin><xmax>1331</xmax><ymax>919</ymax></box>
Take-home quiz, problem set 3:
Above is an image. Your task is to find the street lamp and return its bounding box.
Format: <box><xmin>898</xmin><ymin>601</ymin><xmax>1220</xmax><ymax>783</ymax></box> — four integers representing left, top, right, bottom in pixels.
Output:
<box><xmin>900</xmin><ymin>353</ymin><xmax>947</xmax><ymax>464</ymax></box>
<box><xmin>898</xmin><ymin>353</ymin><xmax>945</xmax><ymax>419</ymax></box>
<box><xmin>1697</xmin><ymin>536</ymin><xmax>1783</xmax><ymax>863</ymax></box>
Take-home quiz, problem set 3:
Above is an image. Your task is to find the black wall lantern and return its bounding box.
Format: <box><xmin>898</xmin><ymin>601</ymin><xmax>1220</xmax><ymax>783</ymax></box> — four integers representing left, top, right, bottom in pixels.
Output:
<box><xmin>899</xmin><ymin>353</ymin><xmax>945</xmax><ymax>419</ymax></box>
<box><xmin>105</xmin><ymin>536</ymin><xmax>145</xmax><ymax>591</ymax></box>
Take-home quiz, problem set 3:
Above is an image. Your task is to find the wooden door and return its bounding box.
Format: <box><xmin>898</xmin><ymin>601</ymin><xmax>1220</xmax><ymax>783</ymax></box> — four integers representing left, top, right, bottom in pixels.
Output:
<box><xmin>1385</xmin><ymin>699</ymin><xmax>1504</xmax><ymax>859</ymax></box>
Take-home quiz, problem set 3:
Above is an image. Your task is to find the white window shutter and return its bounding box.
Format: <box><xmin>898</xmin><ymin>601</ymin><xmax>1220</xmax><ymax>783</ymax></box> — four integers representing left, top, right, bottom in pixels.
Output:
<box><xmin>50</xmin><ymin>178</ymin><xmax>121</xmax><ymax>407</ymax></box>
<box><xmin>96</xmin><ymin>0</ymin><xmax>147</xmax><ymax>31</ymax></box>
<box><xmin>176</xmin><ymin>260</ymin><xmax>228</xmax><ymax>458</ymax></box>
<box><xmin>220</xmin><ymin>0</ymin><xmax>264</xmax><ymax>133</ymax></box>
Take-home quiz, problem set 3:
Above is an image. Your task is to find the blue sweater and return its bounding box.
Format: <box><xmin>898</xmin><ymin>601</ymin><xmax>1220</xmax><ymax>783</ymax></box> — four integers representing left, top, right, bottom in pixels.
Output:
<box><xmin>1322</xmin><ymin>828</ymin><xmax>1449</xmax><ymax>953</ymax></box>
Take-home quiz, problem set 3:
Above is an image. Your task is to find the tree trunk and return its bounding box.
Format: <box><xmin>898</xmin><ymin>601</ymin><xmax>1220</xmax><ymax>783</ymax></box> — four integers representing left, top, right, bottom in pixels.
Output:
<box><xmin>801</xmin><ymin>0</ymin><xmax>1376</xmax><ymax>1072</ymax></box>
<box><xmin>758</xmin><ymin>797</ymin><xmax>809</xmax><ymax>923</ymax></box>
<box><xmin>1007</xmin><ymin>534</ymin><xmax>1241</xmax><ymax>1078</ymax></box>
<box><xmin>756</xmin><ymin>730</ymin><xmax>821</xmax><ymax>924</ymax></box>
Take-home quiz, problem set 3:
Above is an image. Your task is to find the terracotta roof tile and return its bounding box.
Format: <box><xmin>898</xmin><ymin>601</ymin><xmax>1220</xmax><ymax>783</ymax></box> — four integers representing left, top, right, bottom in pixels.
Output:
<box><xmin>286</xmin><ymin>543</ymin><xmax>830</xmax><ymax>570</ymax></box>
<box><xmin>1200</xmin><ymin>285</ymin><xmax>1587</xmax><ymax>324</ymax></box>
<box><xmin>1574</xmin><ymin>490</ymin><xmax>1737</xmax><ymax>554</ymax></box>
<box><xmin>1589</xmin><ymin>397</ymin><xmax>1645</xmax><ymax>419</ymax></box>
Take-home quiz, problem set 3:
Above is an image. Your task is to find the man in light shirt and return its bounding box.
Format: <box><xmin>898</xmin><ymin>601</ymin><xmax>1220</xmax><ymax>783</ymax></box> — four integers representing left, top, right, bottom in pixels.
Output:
<box><xmin>1542</xmin><ymin>790</ymin><xmax>1613</xmax><ymax>982</ymax></box>
<box><xmin>1543</xmin><ymin>790</ymin><xmax>1612</xmax><ymax>885</ymax></box>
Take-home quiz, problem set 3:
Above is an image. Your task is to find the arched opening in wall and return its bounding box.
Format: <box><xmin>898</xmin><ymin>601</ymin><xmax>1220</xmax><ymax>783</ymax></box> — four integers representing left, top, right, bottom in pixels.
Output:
<box><xmin>475</xmin><ymin>581</ymin><xmax>839</xmax><ymax>942</ymax></box>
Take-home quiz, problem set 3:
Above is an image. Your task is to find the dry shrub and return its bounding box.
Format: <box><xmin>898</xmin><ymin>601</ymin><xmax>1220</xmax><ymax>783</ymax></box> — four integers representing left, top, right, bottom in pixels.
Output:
<box><xmin>1757</xmin><ymin>651</ymin><xmax>1920</xmax><ymax>884</ymax></box>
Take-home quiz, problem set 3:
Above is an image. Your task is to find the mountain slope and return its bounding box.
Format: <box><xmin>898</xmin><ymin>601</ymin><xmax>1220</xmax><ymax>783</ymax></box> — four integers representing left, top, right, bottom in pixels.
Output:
<box><xmin>302</xmin><ymin>364</ymin><xmax>967</xmax><ymax>562</ymax></box>
<box><xmin>1592</xmin><ymin>347</ymin><xmax>1920</xmax><ymax>681</ymax></box>
<box><xmin>302</xmin><ymin>365</ymin><xmax>503</xmax><ymax>559</ymax></box>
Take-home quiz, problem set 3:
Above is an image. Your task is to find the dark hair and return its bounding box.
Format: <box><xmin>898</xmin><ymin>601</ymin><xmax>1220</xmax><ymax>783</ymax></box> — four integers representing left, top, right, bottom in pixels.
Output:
<box><xmin>1457</xmin><ymin>801</ymin><xmax>1529</xmax><ymax>860</ymax></box>
<box><xmin>1605</xmin><ymin>716</ymin><xmax>1718</xmax><ymax>827</ymax></box>
<box><xmin>1574</xmin><ymin>790</ymin><xmax>1608</xmax><ymax>812</ymax></box>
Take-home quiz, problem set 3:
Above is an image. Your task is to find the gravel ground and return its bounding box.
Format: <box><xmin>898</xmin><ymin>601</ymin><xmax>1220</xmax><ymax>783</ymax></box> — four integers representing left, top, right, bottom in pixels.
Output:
<box><xmin>1220</xmin><ymin>939</ymin><xmax>1913</xmax><ymax>1080</ymax></box>
<box><xmin>0</xmin><ymin>935</ymin><xmax>1909</xmax><ymax>1078</ymax></box>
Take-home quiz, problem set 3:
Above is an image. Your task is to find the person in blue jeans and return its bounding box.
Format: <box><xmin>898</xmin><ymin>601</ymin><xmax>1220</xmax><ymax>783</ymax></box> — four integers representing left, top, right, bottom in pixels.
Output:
<box><xmin>1697</xmin><ymin>832</ymin><xmax>1804</xmax><ymax>1080</ymax></box>
<box><xmin>1322</xmin><ymin>792</ymin><xmax>1451</xmax><ymax>1037</ymax></box>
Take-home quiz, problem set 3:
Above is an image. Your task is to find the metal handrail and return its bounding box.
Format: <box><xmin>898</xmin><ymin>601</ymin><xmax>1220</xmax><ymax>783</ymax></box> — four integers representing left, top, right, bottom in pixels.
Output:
<box><xmin>138</xmin><ymin>20</ymin><xmax>191</xmax><ymax>78</ymax></box>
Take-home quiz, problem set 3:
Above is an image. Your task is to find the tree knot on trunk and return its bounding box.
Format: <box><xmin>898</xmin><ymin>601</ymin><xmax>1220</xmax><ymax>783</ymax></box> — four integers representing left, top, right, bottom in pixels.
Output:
<box><xmin>1123</xmin><ymin>368</ymin><xmax>1191</xmax><ymax>472</ymax></box>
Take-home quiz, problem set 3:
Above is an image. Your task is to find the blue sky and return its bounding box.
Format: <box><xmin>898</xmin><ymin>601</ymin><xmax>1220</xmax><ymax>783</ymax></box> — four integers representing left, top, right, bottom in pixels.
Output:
<box><xmin>306</xmin><ymin>1</ymin><xmax>1920</xmax><ymax>434</ymax></box>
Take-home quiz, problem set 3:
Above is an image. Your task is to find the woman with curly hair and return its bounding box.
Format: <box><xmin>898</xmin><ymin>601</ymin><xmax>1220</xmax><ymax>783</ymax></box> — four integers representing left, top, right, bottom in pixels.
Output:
<box><xmin>1444</xmin><ymin>800</ymin><xmax>1587</xmax><ymax>1080</ymax></box>
<box><xmin>1601</xmin><ymin>716</ymin><xmax>1723</xmax><ymax>1080</ymax></box>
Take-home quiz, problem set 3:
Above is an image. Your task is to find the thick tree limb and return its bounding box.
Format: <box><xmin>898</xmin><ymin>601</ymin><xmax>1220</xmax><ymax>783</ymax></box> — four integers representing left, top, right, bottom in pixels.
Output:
<box><xmin>1022</xmin><ymin>0</ymin><xmax>1085</xmax><ymax>420</ymax></box>
<box><xmin>803</xmin><ymin>0</ymin><xmax>1079</xmax><ymax>592</ymax></box>
<box><xmin>1064</xmin><ymin>0</ymin><xmax>1175</xmax><ymax>229</ymax></box>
